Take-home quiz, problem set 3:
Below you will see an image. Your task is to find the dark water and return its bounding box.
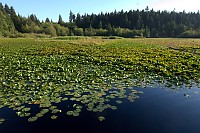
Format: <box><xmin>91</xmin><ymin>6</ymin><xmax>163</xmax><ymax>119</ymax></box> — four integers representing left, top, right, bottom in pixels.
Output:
<box><xmin>1</xmin><ymin>86</ymin><xmax>200</xmax><ymax>133</ymax></box>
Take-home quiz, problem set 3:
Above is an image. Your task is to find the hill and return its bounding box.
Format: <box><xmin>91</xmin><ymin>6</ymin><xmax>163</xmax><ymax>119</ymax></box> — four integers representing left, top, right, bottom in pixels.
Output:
<box><xmin>0</xmin><ymin>3</ymin><xmax>200</xmax><ymax>38</ymax></box>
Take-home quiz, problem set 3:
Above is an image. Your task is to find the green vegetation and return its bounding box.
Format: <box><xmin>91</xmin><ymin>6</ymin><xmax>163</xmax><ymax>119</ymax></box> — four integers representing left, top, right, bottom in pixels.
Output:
<box><xmin>1</xmin><ymin>3</ymin><xmax>200</xmax><ymax>38</ymax></box>
<box><xmin>0</xmin><ymin>4</ymin><xmax>16</xmax><ymax>36</ymax></box>
<box><xmin>0</xmin><ymin>118</ymin><xmax>4</xmax><ymax>124</ymax></box>
<box><xmin>0</xmin><ymin>38</ymin><xmax>199</xmax><ymax>123</ymax></box>
<box><xmin>98</xmin><ymin>116</ymin><xmax>105</xmax><ymax>121</ymax></box>
<box><xmin>51</xmin><ymin>115</ymin><xmax>58</xmax><ymax>120</ymax></box>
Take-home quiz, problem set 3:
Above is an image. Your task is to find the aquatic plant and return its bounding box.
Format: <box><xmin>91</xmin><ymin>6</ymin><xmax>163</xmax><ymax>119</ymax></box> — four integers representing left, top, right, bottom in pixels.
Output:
<box><xmin>51</xmin><ymin>115</ymin><xmax>58</xmax><ymax>120</ymax></box>
<box><xmin>98</xmin><ymin>116</ymin><xmax>105</xmax><ymax>121</ymax></box>
<box><xmin>0</xmin><ymin>38</ymin><xmax>199</xmax><ymax>123</ymax></box>
<box><xmin>0</xmin><ymin>118</ymin><xmax>4</xmax><ymax>124</ymax></box>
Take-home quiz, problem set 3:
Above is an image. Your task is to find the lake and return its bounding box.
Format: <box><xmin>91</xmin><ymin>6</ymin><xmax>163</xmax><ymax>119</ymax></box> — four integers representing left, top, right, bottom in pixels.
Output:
<box><xmin>1</xmin><ymin>85</ymin><xmax>200</xmax><ymax>133</ymax></box>
<box><xmin>0</xmin><ymin>38</ymin><xmax>199</xmax><ymax>133</ymax></box>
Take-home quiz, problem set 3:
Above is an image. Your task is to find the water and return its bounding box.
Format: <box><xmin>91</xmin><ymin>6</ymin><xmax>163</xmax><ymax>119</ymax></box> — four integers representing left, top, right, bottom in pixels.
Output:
<box><xmin>1</xmin><ymin>86</ymin><xmax>200</xmax><ymax>133</ymax></box>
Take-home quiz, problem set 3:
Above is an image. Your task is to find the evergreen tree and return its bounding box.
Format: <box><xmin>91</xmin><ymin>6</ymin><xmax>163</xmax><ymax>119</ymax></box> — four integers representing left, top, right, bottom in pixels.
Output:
<box><xmin>10</xmin><ymin>6</ymin><xmax>22</xmax><ymax>32</ymax></box>
<box><xmin>0</xmin><ymin>3</ymin><xmax>3</xmax><ymax>11</ymax></box>
<box><xmin>98</xmin><ymin>21</ymin><xmax>103</xmax><ymax>29</ymax></box>
<box><xmin>58</xmin><ymin>14</ymin><xmax>64</xmax><ymax>25</ymax></box>
<box><xmin>106</xmin><ymin>23</ymin><xmax>112</xmax><ymax>35</ymax></box>
<box><xmin>1</xmin><ymin>3</ymin><xmax>200</xmax><ymax>38</ymax></box>
<box><xmin>45</xmin><ymin>18</ymin><xmax>50</xmax><ymax>23</ymax></box>
<box><xmin>69</xmin><ymin>10</ymin><xmax>75</xmax><ymax>23</ymax></box>
<box><xmin>0</xmin><ymin>4</ymin><xmax>16</xmax><ymax>36</ymax></box>
<box><xmin>4</xmin><ymin>4</ymin><xmax>10</xmax><ymax>15</ymax></box>
<box><xmin>75</xmin><ymin>13</ymin><xmax>82</xmax><ymax>27</ymax></box>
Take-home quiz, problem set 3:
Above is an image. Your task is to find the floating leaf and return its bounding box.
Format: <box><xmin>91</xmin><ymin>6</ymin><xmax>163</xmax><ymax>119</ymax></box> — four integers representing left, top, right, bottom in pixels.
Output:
<box><xmin>51</xmin><ymin>115</ymin><xmax>58</xmax><ymax>120</ymax></box>
<box><xmin>22</xmin><ymin>107</ymin><xmax>31</xmax><ymax>112</ymax></box>
<box><xmin>0</xmin><ymin>118</ymin><xmax>5</xmax><ymax>124</ymax></box>
<box><xmin>28</xmin><ymin>117</ymin><xmax>38</xmax><ymax>122</ymax></box>
<box><xmin>98</xmin><ymin>116</ymin><xmax>105</xmax><ymax>121</ymax></box>
<box><xmin>110</xmin><ymin>106</ymin><xmax>117</xmax><ymax>110</ymax></box>
<box><xmin>62</xmin><ymin>97</ymin><xmax>68</xmax><ymax>101</ymax></box>
<box><xmin>49</xmin><ymin>106</ymin><xmax>57</xmax><ymax>111</ymax></box>
<box><xmin>116</xmin><ymin>100</ymin><xmax>122</xmax><ymax>104</ymax></box>
<box><xmin>137</xmin><ymin>91</ymin><xmax>144</xmax><ymax>94</ymax></box>
<box><xmin>36</xmin><ymin>113</ymin><xmax>44</xmax><ymax>118</ymax></box>
<box><xmin>73</xmin><ymin>112</ymin><xmax>79</xmax><ymax>117</ymax></box>
<box><xmin>41</xmin><ymin>109</ymin><xmax>49</xmax><ymax>114</ymax></box>
<box><xmin>66</xmin><ymin>111</ymin><xmax>73</xmax><ymax>116</ymax></box>
<box><xmin>52</xmin><ymin>109</ymin><xmax>62</xmax><ymax>114</ymax></box>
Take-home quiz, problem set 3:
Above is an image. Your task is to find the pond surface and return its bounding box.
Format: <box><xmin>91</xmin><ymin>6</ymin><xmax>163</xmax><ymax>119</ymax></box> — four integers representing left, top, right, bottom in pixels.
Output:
<box><xmin>0</xmin><ymin>86</ymin><xmax>200</xmax><ymax>133</ymax></box>
<box><xmin>0</xmin><ymin>38</ymin><xmax>199</xmax><ymax>133</ymax></box>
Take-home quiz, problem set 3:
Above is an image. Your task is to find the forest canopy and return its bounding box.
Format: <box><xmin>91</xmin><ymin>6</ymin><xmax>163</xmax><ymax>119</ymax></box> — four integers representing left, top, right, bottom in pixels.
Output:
<box><xmin>0</xmin><ymin>3</ymin><xmax>200</xmax><ymax>38</ymax></box>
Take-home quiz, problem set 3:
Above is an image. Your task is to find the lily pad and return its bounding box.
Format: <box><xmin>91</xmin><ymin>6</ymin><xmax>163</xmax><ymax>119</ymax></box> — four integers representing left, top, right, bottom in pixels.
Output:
<box><xmin>22</xmin><ymin>107</ymin><xmax>31</xmax><ymax>112</ymax></box>
<box><xmin>75</xmin><ymin>109</ymin><xmax>82</xmax><ymax>113</ymax></box>
<box><xmin>98</xmin><ymin>116</ymin><xmax>105</xmax><ymax>121</ymax></box>
<box><xmin>52</xmin><ymin>109</ymin><xmax>62</xmax><ymax>114</ymax></box>
<box><xmin>41</xmin><ymin>109</ymin><xmax>49</xmax><ymax>114</ymax></box>
<box><xmin>0</xmin><ymin>118</ymin><xmax>5</xmax><ymax>124</ymax></box>
<box><xmin>51</xmin><ymin>115</ymin><xmax>58</xmax><ymax>120</ymax></box>
<box><xmin>28</xmin><ymin>116</ymin><xmax>38</xmax><ymax>122</ymax></box>
<box><xmin>116</xmin><ymin>100</ymin><xmax>122</xmax><ymax>104</ymax></box>
<box><xmin>73</xmin><ymin>112</ymin><xmax>79</xmax><ymax>117</ymax></box>
<box><xmin>36</xmin><ymin>113</ymin><xmax>44</xmax><ymax>117</ymax></box>
<box><xmin>66</xmin><ymin>111</ymin><xmax>73</xmax><ymax>116</ymax></box>
<box><xmin>110</xmin><ymin>106</ymin><xmax>117</xmax><ymax>110</ymax></box>
<box><xmin>62</xmin><ymin>97</ymin><xmax>68</xmax><ymax>101</ymax></box>
<box><xmin>49</xmin><ymin>106</ymin><xmax>57</xmax><ymax>111</ymax></box>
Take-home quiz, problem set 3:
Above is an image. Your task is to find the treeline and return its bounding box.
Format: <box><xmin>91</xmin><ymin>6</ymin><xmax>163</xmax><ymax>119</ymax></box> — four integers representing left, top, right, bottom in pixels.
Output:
<box><xmin>0</xmin><ymin>3</ymin><xmax>200</xmax><ymax>38</ymax></box>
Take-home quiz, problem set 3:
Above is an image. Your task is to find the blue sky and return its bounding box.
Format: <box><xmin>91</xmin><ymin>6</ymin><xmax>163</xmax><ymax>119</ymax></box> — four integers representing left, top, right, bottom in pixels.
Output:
<box><xmin>0</xmin><ymin>0</ymin><xmax>199</xmax><ymax>22</ymax></box>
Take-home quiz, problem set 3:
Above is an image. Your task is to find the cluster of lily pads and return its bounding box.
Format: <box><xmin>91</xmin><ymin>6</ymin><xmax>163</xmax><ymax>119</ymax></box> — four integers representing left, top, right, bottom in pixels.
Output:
<box><xmin>0</xmin><ymin>38</ymin><xmax>199</xmax><ymax>124</ymax></box>
<box><xmin>0</xmin><ymin>54</ymin><xmax>143</xmax><ymax>123</ymax></box>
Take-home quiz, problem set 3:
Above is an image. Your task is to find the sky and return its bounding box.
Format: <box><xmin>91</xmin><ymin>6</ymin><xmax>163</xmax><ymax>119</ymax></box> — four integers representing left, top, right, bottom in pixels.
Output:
<box><xmin>0</xmin><ymin>0</ymin><xmax>199</xmax><ymax>22</ymax></box>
